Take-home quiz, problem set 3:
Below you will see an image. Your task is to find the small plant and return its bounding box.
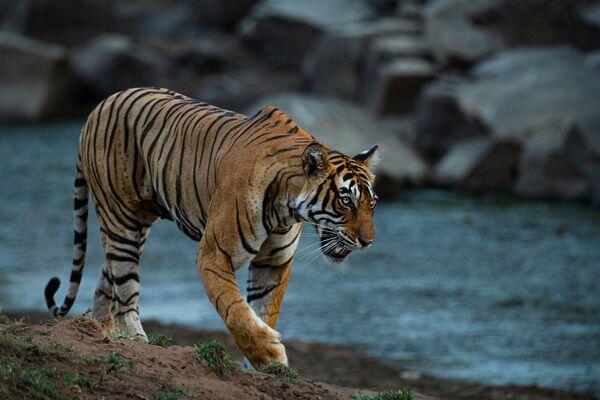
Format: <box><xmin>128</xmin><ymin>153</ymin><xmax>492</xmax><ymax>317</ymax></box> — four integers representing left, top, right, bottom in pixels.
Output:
<box><xmin>154</xmin><ymin>386</ymin><xmax>186</xmax><ymax>400</ymax></box>
<box><xmin>258</xmin><ymin>362</ymin><xmax>300</xmax><ymax>383</ymax></box>
<box><xmin>194</xmin><ymin>341</ymin><xmax>238</xmax><ymax>376</ymax></box>
<box><xmin>109</xmin><ymin>328</ymin><xmax>134</xmax><ymax>340</ymax></box>
<box><xmin>0</xmin><ymin>358</ymin><xmax>22</xmax><ymax>380</ymax></box>
<box><xmin>21</xmin><ymin>366</ymin><xmax>58</xmax><ymax>398</ymax></box>
<box><xmin>62</xmin><ymin>371</ymin><xmax>89</xmax><ymax>390</ymax></box>
<box><xmin>351</xmin><ymin>389</ymin><xmax>414</xmax><ymax>400</ymax></box>
<box><xmin>149</xmin><ymin>333</ymin><xmax>173</xmax><ymax>348</ymax></box>
<box><xmin>100</xmin><ymin>352</ymin><xmax>135</xmax><ymax>373</ymax></box>
<box><xmin>2</xmin><ymin>326</ymin><xmax>30</xmax><ymax>336</ymax></box>
<box><xmin>0</xmin><ymin>306</ymin><xmax>8</xmax><ymax>324</ymax></box>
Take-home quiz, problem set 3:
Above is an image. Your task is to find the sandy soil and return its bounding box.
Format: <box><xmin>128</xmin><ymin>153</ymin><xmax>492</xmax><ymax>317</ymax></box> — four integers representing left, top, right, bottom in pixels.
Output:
<box><xmin>3</xmin><ymin>311</ymin><xmax>596</xmax><ymax>400</ymax></box>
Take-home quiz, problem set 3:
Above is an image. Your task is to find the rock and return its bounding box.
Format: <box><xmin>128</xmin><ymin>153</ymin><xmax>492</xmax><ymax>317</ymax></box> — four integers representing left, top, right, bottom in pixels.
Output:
<box><xmin>70</xmin><ymin>34</ymin><xmax>169</xmax><ymax>99</ymax></box>
<box><xmin>514</xmin><ymin>122</ymin><xmax>589</xmax><ymax>200</ymax></box>
<box><xmin>20</xmin><ymin>0</ymin><xmax>212</xmax><ymax>46</ymax></box>
<box><xmin>199</xmin><ymin>0</ymin><xmax>260</xmax><ymax>30</ymax></box>
<box><xmin>239</xmin><ymin>0</ymin><xmax>375</xmax><ymax>68</ymax></box>
<box><xmin>423</xmin><ymin>45</ymin><xmax>600</xmax><ymax>201</ymax></box>
<box><xmin>580</xmin><ymin>1</ymin><xmax>600</xmax><ymax>29</ymax></box>
<box><xmin>302</xmin><ymin>18</ymin><xmax>422</xmax><ymax>99</ymax></box>
<box><xmin>565</xmin><ymin>127</ymin><xmax>600</xmax><ymax>206</ymax></box>
<box><xmin>245</xmin><ymin>92</ymin><xmax>428</xmax><ymax>195</ymax></box>
<box><xmin>196</xmin><ymin>69</ymin><xmax>300</xmax><ymax>111</ymax></box>
<box><xmin>586</xmin><ymin>50</ymin><xmax>600</xmax><ymax>70</ymax></box>
<box><xmin>458</xmin><ymin>0</ymin><xmax>600</xmax><ymax>51</ymax></box>
<box><xmin>457</xmin><ymin>46</ymin><xmax>600</xmax><ymax>142</ymax></box>
<box><xmin>415</xmin><ymin>77</ymin><xmax>489</xmax><ymax>162</ymax></box>
<box><xmin>0</xmin><ymin>32</ymin><xmax>73</xmax><ymax>121</ymax></box>
<box><xmin>368</xmin><ymin>58</ymin><xmax>436</xmax><ymax>115</ymax></box>
<box><xmin>424</xmin><ymin>0</ymin><xmax>504</xmax><ymax>67</ymax></box>
<box><xmin>434</xmin><ymin>137</ymin><xmax>520</xmax><ymax>191</ymax></box>
<box><xmin>368</xmin><ymin>35</ymin><xmax>430</xmax><ymax>64</ymax></box>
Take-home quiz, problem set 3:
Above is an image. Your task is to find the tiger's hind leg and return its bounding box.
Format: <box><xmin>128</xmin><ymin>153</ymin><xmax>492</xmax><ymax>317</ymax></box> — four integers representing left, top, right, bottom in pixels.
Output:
<box><xmin>110</xmin><ymin>225</ymin><xmax>153</xmax><ymax>331</ymax></box>
<box><xmin>99</xmin><ymin>227</ymin><xmax>148</xmax><ymax>341</ymax></box>
<box><xmin>92</xmin><ymin>263</ymin><xmax>116</xmax><ymax>326</ymax></box>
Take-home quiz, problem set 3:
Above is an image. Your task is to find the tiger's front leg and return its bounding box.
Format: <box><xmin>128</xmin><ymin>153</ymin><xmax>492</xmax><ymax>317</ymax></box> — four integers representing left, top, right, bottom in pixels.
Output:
<box><xmin>196</xmin><ymin>232</ymin><xmax>288</xmax><ymax>368</ymax></box>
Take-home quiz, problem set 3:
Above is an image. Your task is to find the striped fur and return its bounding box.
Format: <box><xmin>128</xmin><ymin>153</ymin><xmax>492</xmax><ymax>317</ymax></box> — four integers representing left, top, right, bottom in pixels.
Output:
<box><xmin>44</xmin><ymin>88</ymin><xmax>377</xmax><ymax>367</ymax></box>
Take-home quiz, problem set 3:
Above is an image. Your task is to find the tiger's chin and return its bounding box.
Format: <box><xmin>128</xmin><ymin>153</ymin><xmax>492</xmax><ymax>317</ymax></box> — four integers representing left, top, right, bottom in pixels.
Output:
<box><xmin>320</xmin><ymin>235</ymin><xmax>353</xmax><ymax>265</ymax></box>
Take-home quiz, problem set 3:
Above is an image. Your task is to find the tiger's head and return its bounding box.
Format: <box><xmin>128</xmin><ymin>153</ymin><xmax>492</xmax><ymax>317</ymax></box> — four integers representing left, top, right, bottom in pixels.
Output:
<box><xmin>295</xmin><ymin>142</ymin><xmax>379</xmax><ymax>264</ymax></box>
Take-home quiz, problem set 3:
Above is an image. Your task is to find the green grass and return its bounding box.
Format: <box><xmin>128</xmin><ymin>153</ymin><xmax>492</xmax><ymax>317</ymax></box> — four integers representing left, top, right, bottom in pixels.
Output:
<box><xmin>194</xmin><ymin>341</ymin><xmax>238</xmax><ymax>376</ymax></box>
<box><xmin>62</xmin><ymin>371</ymin><xmax>89</xmax><ymax>389</ymax></box>
<box><xmin>258</xmin><ymin>362</ymin><xmax>301</xmax><ymax>383</ymax></box>
<box><xmin>154</xmin><ymin>386</ymin><xmax>187</xmax><ymax>400</ymax></box>
<box><xmin>351</xmin><ymin>389</ymin><xmax>414</xmax><ymax>400</ymax></box>
<box><xmin>99</xmin><ymin>352</ymin><xmax>135</xmax><ymax>373</ymax></box>
<box><xmin>1</xmin><ymin>326</ymin><xmax>30</xmax><ymax>336</ymax></box>
<box><xmin>108</xmin><ymin>328</ymin><xmax>134</xmax><ymax>340</ymax></box>
<box><xmin>21</xmin><ymin>365</ymin><xmax>59</xmax><ymax>399</ymax></box>
<box><xmin>148</xmin><ymin>333</ymin><xmax>173</xmax><ymax>348</ymax></box>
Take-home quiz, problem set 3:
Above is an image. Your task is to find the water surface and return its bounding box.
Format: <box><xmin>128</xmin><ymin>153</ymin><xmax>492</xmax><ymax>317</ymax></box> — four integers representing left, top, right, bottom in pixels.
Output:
<box><xmin>1</xmin><ymin>122</ymin><xmax>599</xmax><ymax>394</ymax></box>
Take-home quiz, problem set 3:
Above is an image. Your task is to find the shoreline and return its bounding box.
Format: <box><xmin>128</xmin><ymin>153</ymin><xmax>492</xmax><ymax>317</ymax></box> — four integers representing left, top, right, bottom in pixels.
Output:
<box><xmin>5</xmin><ymin>310</ymin><xmax>596</xmax><ymax>400</ymax></box>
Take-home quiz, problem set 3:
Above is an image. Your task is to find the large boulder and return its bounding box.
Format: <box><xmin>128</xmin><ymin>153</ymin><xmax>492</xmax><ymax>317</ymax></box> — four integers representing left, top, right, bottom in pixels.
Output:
<box><xmin>424</xmin><ymin>0</ymin><xmax>505</xmax><ymax>67</ymax></box>
<box><xmin>515</xmin><ymin>123</ymin><xmax>589</xmax><ymax>200</ymax></box>
<box><xmin>302</xmin><ymin>18</ymin><xmax>421</xmax><ymax>99</ymax></box>
<box><xmin>421</xmin><ymin>45</ymin><xmax>600</xmax><ymax>201</ymax></box>
<box><xmin>433</xmin><ymin>137</ymin><xmax>520</xmax><ymax>192</ymax></box>
<box><xmin>19</xmin><ymin>0</ymin><xmax>207</xmax><ymax>47</ymax></box>
<box><xmin>70</xmin><ymin>34</ymin><xmax>169</xmax><ymax>99</ymax></box>
<box><xmin>239</xmin><ymin>0</ymin><xmax>375</xmax><ymax>69</ymax></box>
<box><xmin>195</xmin><ymin>69</ymin><xmax>300</xmax><ymax>112</ymax></box>
<box><xmin>245</xmin><ymin>92</ymin><xmax>428</xmax><ymax>197</ymax></box>
<box><xmin>477</xmin><ymin>0</ymin><xmax>600</xmax><ymax>51</ymax></box>
<box><xmin>459</xmin><ymin>46</ymin><xmax>600</xmax><ymax>142</ymax></box>
<box><xmin>368</xmin><ymin>58</ymin><xmax>436</xmax><ymax>115</ymax></box>
<box><xmin>565</xmin><ymin>126</ymin><xmax>600</xmax><ymax>206</ymax></box>
<box><xmin>415</xmin><ymin>77</ymin><xmax>489</xmax><ymax>162</ymax></box>
<box><xmin>0</xmin><ymin>32</ymin><xmax>73</xmax><ymax>121</ymax></box>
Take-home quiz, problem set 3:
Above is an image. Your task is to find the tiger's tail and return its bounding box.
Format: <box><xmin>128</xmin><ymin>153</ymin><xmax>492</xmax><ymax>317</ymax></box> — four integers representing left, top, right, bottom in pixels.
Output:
<box><xmin>45</xmin><ymin>156</ymin><xmax>89</xmax><ymax>317</ymax></box>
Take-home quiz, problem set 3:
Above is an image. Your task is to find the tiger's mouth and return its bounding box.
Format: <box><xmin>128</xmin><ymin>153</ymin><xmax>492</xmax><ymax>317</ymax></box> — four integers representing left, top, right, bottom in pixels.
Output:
<box><xmin>320</xmin><ymin>232</ymin><xmax>353</xmax><ymax>264</ymax></box>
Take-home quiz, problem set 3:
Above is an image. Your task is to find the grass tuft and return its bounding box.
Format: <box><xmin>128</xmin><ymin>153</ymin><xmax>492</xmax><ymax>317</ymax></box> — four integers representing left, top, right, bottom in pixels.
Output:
<box><xmin>351</xmin><ymin>388</ymin><xmax>414</xmax><ymax>400</ymax></box>
<box><xmin>21</xmin><ymin>365</ymin><xmax>58</xmax><ymax>398</ymax></box>
<box><xmin>62</xmin><ymin>371</ymin><xmax>89</xmax><ymax>390</ymax></box>
<box><xmin>154</xmin><ymin>386</ymin><xmax>187</xmax><ymax>400</ymax></box>
<box><xmin>258</xmin><ymin>362</ymin><xmax>301</xmax><ymax>383</ymax></box>
<box><xmin>108</xmin><ymin>328</ymin><xmax>134</xmax><ymax>340</ymax></box>
<box><xmin>149</xmin><ymin>333</ymin><xmax>173</xmax><ymax>348</ymax></box>
<box><xmin>194</xmin><ymin>340</ymin><xmax>238</xmax><ymax>376</ymax></box>
<box><xmin>100</xmin><ymin>352</ymin><xmax>135</xmax><ymax>373</ymax></box>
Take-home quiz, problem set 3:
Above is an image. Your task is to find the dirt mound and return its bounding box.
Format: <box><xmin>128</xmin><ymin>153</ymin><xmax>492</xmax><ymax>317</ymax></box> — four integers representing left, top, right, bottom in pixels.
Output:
<box><xmin>2</xmin><ymin>311</ymin><xmax>596</xmax><ymax>400</ymax></box>
<box><xmin>0</xmin><ymin>317</ymin><xmax>423</xmax><ymax>400</ymax></box>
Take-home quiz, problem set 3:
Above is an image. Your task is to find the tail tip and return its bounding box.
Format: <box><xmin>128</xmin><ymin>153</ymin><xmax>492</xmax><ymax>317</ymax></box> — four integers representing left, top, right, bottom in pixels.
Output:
<box><xmin>44</xmin><ymin>277</ymin><xmax>61</xmax><ymax>315</ymax></box>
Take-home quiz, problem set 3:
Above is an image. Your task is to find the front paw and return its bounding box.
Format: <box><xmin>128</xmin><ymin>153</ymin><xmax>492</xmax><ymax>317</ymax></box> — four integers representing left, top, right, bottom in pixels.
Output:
<box><xmin>241</xmin><ymin>324</ymin><xmax>288</xmax><ymax>368</ymax></box>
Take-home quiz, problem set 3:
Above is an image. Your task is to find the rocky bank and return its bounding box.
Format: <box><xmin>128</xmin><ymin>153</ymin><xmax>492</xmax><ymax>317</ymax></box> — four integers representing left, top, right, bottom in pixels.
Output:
<box><xmin>1</xmin><ymin>0</ymin><xmax>599</xmax><ymax>203</ymax></box>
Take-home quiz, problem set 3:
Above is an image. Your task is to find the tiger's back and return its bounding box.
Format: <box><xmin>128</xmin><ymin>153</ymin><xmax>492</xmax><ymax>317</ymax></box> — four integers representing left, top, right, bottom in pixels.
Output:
<box><xmin>80</xmin><ymin>87</ymin><xmax>312</xmax><ymax>241</ymax></box>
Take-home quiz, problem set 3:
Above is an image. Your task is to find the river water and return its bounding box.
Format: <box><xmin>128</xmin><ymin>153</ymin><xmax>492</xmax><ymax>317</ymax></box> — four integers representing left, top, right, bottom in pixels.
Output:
<box><xmin>1</xmin><ymin>122</ymin><xmax>599</xmax><ymax>395</ymax></box>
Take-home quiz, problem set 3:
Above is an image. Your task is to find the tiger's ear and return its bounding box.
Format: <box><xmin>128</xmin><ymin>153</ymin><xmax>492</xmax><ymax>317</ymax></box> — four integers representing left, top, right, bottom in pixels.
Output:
<box><xmin>353</xmin><ymin>145</ymin><xmax>379</xmax><ymax>168</ymax></box>
<box><xmin>302</xmin><ymin>142</ymin><xmax>329</xmax><ymax>181</ymax></box>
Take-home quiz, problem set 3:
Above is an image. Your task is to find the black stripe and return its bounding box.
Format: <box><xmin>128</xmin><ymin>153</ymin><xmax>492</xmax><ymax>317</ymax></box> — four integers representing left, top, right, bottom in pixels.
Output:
<box><xmin>112</xmin><ymin>272</ymin><xmax>140</xmax><ymax>286</ymax></box>
<box><xmin>69</xmin><ymin>269</ymin><xmax>82</xmax><ymax>283</ymax></box>
<box><xmin>106</xmin><ymin>253</ymin><xmax>139</xmax><ymax>264</ymax></box>
<box><xmin>247</xmin><ymin>284</ymin><xmax>279</xmax><ymax>302</ymax></box>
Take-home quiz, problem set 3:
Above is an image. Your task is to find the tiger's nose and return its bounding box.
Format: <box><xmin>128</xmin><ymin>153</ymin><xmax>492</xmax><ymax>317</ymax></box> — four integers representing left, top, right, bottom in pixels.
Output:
<box><xmin>358</xmin><ymin>237</ymin><xmax>373</xmax><ymax>248</ymax></box>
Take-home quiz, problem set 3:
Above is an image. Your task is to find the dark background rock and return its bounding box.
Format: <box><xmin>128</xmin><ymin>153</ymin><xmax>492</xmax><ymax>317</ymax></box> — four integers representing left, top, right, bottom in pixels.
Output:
<box><xmin>239</xmin><ymin>0</ymin><xmax>376</xmax><ymax>69</ymax></box>
<box><xmin>415</xmin><ymin>77</ymin><xmax>489</xmax><ymax>162</ymax></box>
<box><xmin>0</xmin><ymin>32</ymin><xmax>73</xmax><ymax>121</ymax></box>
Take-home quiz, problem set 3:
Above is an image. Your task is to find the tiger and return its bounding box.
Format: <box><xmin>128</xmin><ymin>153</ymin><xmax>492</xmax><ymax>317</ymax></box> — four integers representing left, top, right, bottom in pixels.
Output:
<box><xmin>44</xmin><ymin>87</ymin><xmax>378</xmax><ymax>368</ymax></box>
